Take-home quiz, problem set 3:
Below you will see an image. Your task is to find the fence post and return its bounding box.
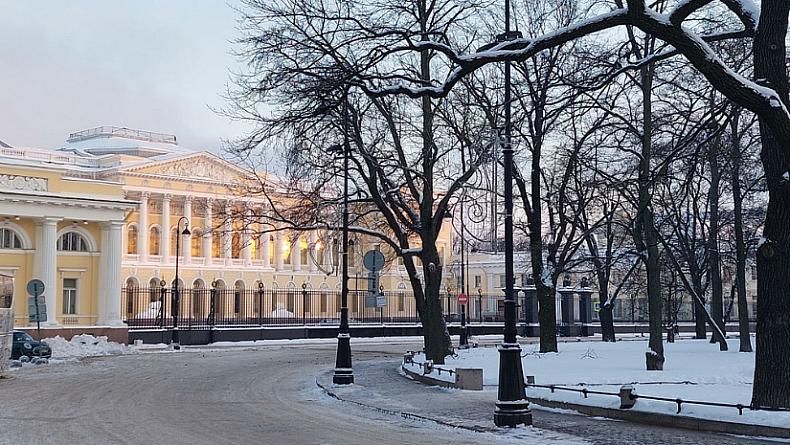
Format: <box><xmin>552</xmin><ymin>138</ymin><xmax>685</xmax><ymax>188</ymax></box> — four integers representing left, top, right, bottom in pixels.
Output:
<box><xmin>159</xmin><ymin>281</ymin><xmax>167</xmax><ymax>329</ymax></box>
<box><xmin>302</xmin><ymin>283</ymin><xmax>307</xmax><ymax>325</ymax></box>
<box><xmin>257</xmin><ymin>281</ymin><xmax>264</xmax><ymax>326</ymax></box>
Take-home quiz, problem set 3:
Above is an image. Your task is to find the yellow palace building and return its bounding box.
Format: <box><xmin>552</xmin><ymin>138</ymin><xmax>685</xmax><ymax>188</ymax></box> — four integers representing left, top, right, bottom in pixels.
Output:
<box><xmin>0</xmin><ymin>127</ymin><xmax>453</xmax><ymax>342</ymax></box>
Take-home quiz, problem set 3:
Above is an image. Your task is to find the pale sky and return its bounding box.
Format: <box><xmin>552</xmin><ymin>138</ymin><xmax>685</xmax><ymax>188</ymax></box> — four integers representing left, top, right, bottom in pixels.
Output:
<box><xmin>0</xmin><ymin>1</ymin><xmax>251</xmax><ymax>152</ymax></box>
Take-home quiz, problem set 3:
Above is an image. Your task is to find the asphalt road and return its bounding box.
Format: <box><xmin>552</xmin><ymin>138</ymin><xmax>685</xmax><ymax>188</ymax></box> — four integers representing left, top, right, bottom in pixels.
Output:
<box><xmin>0</xmin><ymin>342</ymin><xmax>783</xmax><ymax>445</ymax></box>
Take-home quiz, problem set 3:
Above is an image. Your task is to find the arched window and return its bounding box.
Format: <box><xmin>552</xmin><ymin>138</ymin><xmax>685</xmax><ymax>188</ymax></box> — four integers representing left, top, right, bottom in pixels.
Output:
<box><xmin>149</xmin><ymin>227</ymin><xmax>161</xmax><ymax>256</ymax></box>
<box><xmin>286</xmin><ymin>282</ymin><xmax>296</xmax><ymax>312</ymax></box>
<box><xmin>234</xmin><ymin>280</ymin><xmax>244</xmax><ymax>314</ymax></box>
<box><xmin>300</xmin><ymin>239</ymin><xmax>308</xmax><ymax>266</ymax></box>
<box><xmin>192</xmin><ymin>279</ymin><xmax>205</xmax><ymax>318</ymax></box>
<box><xmin>127</xmin><ymin>225</ymin><xmax>138</xmax><ymax>255</ymax></box>
<box><xmin>191</xmin><ymin>229</ymin><xmax>203</xmax><ymax>258</ymax></box>
<box><xmin>125</xmin><ymin>277</ymin><xmax>139</xmax><ymax>316</ymax></box>
<box><xmin>0</xmin><ymin>227</ymin><xmax>23</xmax><ymax>249</ymax></box>
<box><xmin>215</xmin><ymin>280</ymin><xmax>227</xmax><ymax>316</ymax></box>
<box><xmin>149</xmin><ymin>277</ymin><xmax>162</xmax><ymax>303</ymax></box>
<box><xmin>231</xmin><ymin>232</ymin><xmax>241</xmax><ymax>259</ymax></box>
<box><xmin>283</xmin><ymin>238</ymin><xmax>292</xmax><ymax>265</ymax></box>
<box><xmin>57</xmin><ymin>232</ymin><xmax>89</xmax><ymax>252</ymax></box>
<box><xmin>319</xmin><ymin>283</ymin><xmax>329</xmax><ymax>313</ymax></box>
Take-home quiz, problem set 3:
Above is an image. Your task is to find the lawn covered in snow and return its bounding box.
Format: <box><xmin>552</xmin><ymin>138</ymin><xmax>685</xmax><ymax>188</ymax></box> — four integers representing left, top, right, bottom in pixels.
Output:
<box><xmin>413</xmin><ymin>338</ymin><xmax>790</xmax><ymax>428</ymax></box>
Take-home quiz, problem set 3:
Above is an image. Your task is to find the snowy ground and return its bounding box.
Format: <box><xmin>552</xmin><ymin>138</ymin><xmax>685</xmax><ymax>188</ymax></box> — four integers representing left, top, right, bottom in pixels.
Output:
<box><xmin>407</xmin><ymin>338</ymin><xmax>790</xmax><ymax>428</ymax></box>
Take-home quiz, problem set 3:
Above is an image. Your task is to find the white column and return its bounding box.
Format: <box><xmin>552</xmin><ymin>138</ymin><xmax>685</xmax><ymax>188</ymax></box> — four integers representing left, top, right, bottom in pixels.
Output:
<box><xmin>161</xmin><ymin>194</ymin><xmax>171</xmax><ymax>264</ymax></box>
<box><xmin>242</xmin><ymin>209</ymin><xmax>252</xmax><ymax>266</ymax></box>
<box><xmin>262</xmin><ymin>232</ymin><xmax>271</xmax><ymax>268</ymax></box>
<box><xmin>98</xmin><ymin>221</ymin><xmax>124</xmax><ymax>325</ymax></box>
<box><xmin>224</xmin><ymin>202</ymin><xmax>233</xmax><ymax>264</ymax></box>
<box><xmin>293</xmin><ymin>236</ymin><xmax>302</xmax><ymax>272</ymax></box>
<box><xmin>309</xmin><ymin>232</ymin><xmax>318</xmax><ymax>272</ymax></box>
<box><xmin>139</xmin><ymin>192</ymin><xmax>149</xmax><ymax>262</ymax></box>
<box><xmin>203</xmin><ymin>198</ymin><xmax>213</xmax><ymax>266</ymax></box>
<box><xmin>34</xmin><ymin>218</ymin><xmax>60</xmax><ymax>326</ymax></box>
<box><xmin>183</xmin><ymin>197</ymin><xmax>192</xmax><ymax>264</ymax></box>
<box><xmin>275</xmin><ymin>232</ymin><xmax>284</xmax><ymax>271</ymax></box>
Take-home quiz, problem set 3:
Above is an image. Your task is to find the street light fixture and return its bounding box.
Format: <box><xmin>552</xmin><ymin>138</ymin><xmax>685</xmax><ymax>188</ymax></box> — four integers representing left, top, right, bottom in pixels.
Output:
<box><xmin>333</xmin><ymin>89</ymin><xmax>354</xmax><ymax>385</ymax></box>
<box><xmin>172</xmin><ymin>216</ymin><xmax>190</xmax><ymax>350</ymax></box>
<box><xmin>478</xmin><ymin>0</ymin><xmax>531</xmax><ymax>428</ymax></box>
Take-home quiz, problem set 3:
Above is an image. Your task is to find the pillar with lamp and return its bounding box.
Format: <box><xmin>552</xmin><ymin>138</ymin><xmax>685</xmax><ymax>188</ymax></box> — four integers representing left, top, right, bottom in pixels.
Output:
<box><xmin>171</xmin><ymin>216</ymin><xmax>190</xmax><ymax>349</ymax></box>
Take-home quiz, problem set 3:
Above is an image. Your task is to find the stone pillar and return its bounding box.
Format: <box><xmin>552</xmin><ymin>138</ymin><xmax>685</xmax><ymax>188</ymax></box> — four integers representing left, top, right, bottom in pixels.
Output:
<box><xmin>223</xmin><ymin>202</ymin><xmax>232</xmax><ymax>264</ymax></box>
<box><xmin>293</xmin><ymin>236</ymin><xmax>302</xmax><ymax>272</ymax></box>
<box><xmin>523</xmin><ymin>279</ymin><xmax>539</xmax><ymax>324</ymax></box>
<box><xmin>139</xmin><ymin>192</ymin><xmax>149</xmax><ymax>262</ymax></box>
<box><xmin>242</xmin><ymin>209</ymin><xmax>252</xmax><ymax>266</ymax></box>
<box><xmin>274</xmin><ymin>232</ymin><xmax>284</xmax><ymax>271</ymax></box>
<box><xmin>161</xmin><ymin>194</ymin><xmax>171</xmax><ymax>264</ymax></box>
<box><xmin>578</xmin><ymin>278</ymin><xmax>593</xmax><ymax>337</ymax></box>
<box><xmin>309</xmin><ymin>232</ymin><xmax>318</xmax><ymax>272</ymax></box>
<box><xmin>183</xmin><ymin>197</ymin><xmax>192</xmax><ymax>264</ymax></box>
<box><xmin>262</xmin><ymin>232</ymin><xmax>271</xmax><ymax>268</ymax></box>
<box><xmin>203</xmin><ymin>198</ymin><xmax>213</xmax><ymax>266</ymax></box>
<box><xmin>36</xmin><ymin>218</ymin><xmax>60</xmax><ymax>326</ymax></box>
<box><xmin>98</xmin><ymin>221</ymin><xmax>124</xmax><ymax>325</ymax></box>
<box><xmin>558</xmin><ymin>278</ymin><xmax>575</xmax><ymax>337</ymax></box>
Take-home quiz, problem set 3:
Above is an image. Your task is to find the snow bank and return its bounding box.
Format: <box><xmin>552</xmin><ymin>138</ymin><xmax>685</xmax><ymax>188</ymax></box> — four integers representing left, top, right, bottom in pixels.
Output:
<box><xmin>44</xmin><ymin>334</ymin><xmax>134</xmax><ymax>359</ymax></box>
<box><xmin>431</xmin><ymin>338</ymin><xmax>790</xmax><ymax>428</ymax></box>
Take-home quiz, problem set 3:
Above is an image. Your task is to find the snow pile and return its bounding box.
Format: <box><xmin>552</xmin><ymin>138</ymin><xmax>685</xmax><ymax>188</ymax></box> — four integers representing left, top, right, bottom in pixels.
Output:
<box><xmin>44</xmin><ymin>334</ymin><xmax>134</xmax><ymax>359</ymax></box>
<box><xmin>429</xmin><ymin>338</ymin><xmax>789</xmax><ymax>428</ymax></box>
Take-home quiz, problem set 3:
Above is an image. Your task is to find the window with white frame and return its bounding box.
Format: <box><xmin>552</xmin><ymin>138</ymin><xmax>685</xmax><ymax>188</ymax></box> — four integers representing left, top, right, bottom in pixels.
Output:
<box><xmin>0</xmin><ymin>227</ymin><xmax>22</xmax><ymax>249</ymax></box>
<box><xmin>57</xmin><ymin>232</ymin><xmax>89</xmax><ymax>252</ymax></box>
<box><xmin>63</xmin><ymin>278</ymin><xmax>78</xmax><ymax>314</ymax></box>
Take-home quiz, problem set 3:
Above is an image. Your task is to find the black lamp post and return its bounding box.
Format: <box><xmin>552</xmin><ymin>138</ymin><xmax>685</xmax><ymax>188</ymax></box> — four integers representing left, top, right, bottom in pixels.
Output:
<box><xmin>478</xmin><ymin>0</ymin><xmax>531</xmax><ymax>427</ymax></box>
<box><xmin>477</xmin><ymin>287</ymin><xmax>483</xmax><ymax>323</ymax></box>
<box><xmin>302</xmin><ymin>282</ymin><xmax>308</xmax><ymax>324</ymax></box>
<box><xmin>446</xmin><ymin>286</ymin><xmax>452</xmax><ymax>321</ymax></box>
<box><xmin>172</xmin><ymin>216</ymin><xmax>190</xmax><ymax>350</ymax></box>
<box><xmin>333</xmin><ymin>90</ymin><xmax>353</xmax><ymax>385</ymax></box>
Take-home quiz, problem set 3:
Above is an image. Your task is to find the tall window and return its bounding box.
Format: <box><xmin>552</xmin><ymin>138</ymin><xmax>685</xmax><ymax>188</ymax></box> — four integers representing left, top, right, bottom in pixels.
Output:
<box><xmin>0</xmin><ymin>227</ymin><xmax>22</xmax><ymax>249</ymax></box>
<box><xmin>127</xmin><ymin>226</ymin><xmax>138</xmax><ymax>254</ymax></box>
<box><xmin>57</xmin><ymin>232</ymin><xmax>88</xmax><ymax>252</ymax></box>
<box><xmin>212</xmin><ymin>233</ymin><xmax>223</xmax><ymax>258</ymax></box>
<box><xmin>268</xmin><ymin>236</ymin><xmax>275</xmax><ymax>264</ymax></box>
<box><xmin>191</xmin><ymin>229</ymin><xmax>203</xmax><ymax>257</ymax></box>
<box><xmin>149</xmin><ymin>227</ymin><xmax>160</xmax><ymax>256</ymax></box>
<box><xmin>232</xmin><ymin>233</ymin><xmax>241</xmax><ymax>259</ymax></box>
<box><xmin>149</xmin><ymin>277</ymin><xmax>161</xmax><ymax>303</ymax></box>
<box><xmin>283</xmin><ymin>239</ymin><xmax>291</xmax><ymax>265</ymax></box>
<box><xmin>300</xmin><ymin>240</ymin><xmax>308</xmax><ymax>266</ymax></box>
<box><xmin>170</xmin><ymin>228</ymin><xmax>179</xmax><ymax>256</ymax></box>
<box><xmin>63</xmin><ymin>278</ymin><xmax>77</xmax><ymax>314</ymax></box>
<box><xmin>474</xmin><ymin>275</ymin><xmax>481</xmax><ymax>288</ymax></box>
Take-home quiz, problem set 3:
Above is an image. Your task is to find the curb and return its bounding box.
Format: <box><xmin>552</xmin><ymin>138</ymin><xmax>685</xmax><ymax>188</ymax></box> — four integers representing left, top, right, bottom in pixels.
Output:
<box><xmin>314</xmin><ymin>375</ymin><xmax>495</xmax><ymax>433</ymax></box>
<box><xmin>398</xmin><ymin>359</ymin><xmax>790</xmax><ymax>439</ymax></box>
<box><xmin>527</xmin><ymin>397</ymin><xmax>790</xmax><ymax>439</ymax></box>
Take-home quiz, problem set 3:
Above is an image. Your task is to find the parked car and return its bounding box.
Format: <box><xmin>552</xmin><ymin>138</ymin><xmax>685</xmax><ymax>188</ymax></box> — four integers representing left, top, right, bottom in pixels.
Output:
<box><xmin>11</xmin><ymin>330</ymin><xmax>51</xmax><ymax>360</ymax></box>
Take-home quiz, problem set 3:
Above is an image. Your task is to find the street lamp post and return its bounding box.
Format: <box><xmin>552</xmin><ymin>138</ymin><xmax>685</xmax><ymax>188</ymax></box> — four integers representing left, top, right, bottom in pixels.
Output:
<box><xmin>333</xmin><ymin>90</ymin><xmax>353</xmax><ymax>385</ymax></box>
<box><xmin>482</xmin><ymin>0</ymin><xmax>531</xmax><ymax>427</ymax></box>
<box><xmin>302</xmin><ymin>282</ymin><xmax>308</xmax><ymax>325</ymax></box>
<box><xmin>172</xmin><ymin>216</ymin><xmax>190</xmax><ymax>350</ymax></box>
<box><xmin>446</xmin><ymin>286</ymin><xmax>452</xmax><ymax>321</ymax></box>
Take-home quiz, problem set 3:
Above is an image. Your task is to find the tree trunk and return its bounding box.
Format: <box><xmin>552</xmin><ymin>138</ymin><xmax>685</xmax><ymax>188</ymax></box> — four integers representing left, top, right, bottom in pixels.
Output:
<box><xmin>599</xmin><ymin>301</ymin><xmax>616</xmax><ymax>342</ymax></box>
<box><xmin>730</xmin><ymin>112</ymin><xmax>753</xmax><ymax>353</ymax></box>
<box><xmin>751</xmin><ymin>0</ymin><xmax>790</xmax><ymax>409</ymax></box>
<box><xmin>692</xmin><ymin>266</ymin><xmax>707</xmax><ymax>339</ymax></box>
<box><xmin>638</xmin><ymin>64</ymin><xmax>664</xmax><ymax>370</ymax></box>
<box><xmin>707</xmin><ymin>134</ymin><xmax>728</xmax><ymax>351</ymax></box>
<box><xmin>536</xmin><ymin>282</ymin><xmax>558</xmax><ymax>352</ymax></box>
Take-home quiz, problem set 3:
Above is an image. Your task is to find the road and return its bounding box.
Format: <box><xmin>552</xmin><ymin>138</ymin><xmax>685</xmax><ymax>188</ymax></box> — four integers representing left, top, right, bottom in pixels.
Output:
<box><xmin>0</xmin><ymin>341</ymin><xmax>783</xmax><ymax>445</ymax></box>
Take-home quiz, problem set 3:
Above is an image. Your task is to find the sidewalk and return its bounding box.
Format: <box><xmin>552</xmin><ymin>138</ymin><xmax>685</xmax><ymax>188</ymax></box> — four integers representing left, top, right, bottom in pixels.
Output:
<box><xmin>315</xmin><ymin>360</ymin><xmax>785</xmax><ymax>445</ymax></box>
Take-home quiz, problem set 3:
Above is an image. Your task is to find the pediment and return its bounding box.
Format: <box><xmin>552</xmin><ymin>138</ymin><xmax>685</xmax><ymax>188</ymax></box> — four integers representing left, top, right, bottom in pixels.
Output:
<box><xmin>123</xmin><ymin>153</ymin><xmax>252</xmax><ymax>183</ymax></box>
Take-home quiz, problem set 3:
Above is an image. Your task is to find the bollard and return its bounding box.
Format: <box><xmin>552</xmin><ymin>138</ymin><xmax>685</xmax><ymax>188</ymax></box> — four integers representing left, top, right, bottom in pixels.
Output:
<box><xmin>619</xmin><ymin>385</ymin><xmax>637</xmax><ymax>409</ymax></box>
<box><xmin>423</xmin><ymin>360</ymin><xmax>434</xmax><ymax>375</ymax></box>
<box><xmin>526</xmin><ymin>375</ymin><xmax>535</xmax><ymax>385</ymax></box>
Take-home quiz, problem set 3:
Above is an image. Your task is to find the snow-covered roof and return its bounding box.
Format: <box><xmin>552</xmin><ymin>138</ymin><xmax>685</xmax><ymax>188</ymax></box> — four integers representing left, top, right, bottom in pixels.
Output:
<box><xmin>58</xmin><ymin>126</ymin><xmax>192</xmax><ymax>158</ymax></box>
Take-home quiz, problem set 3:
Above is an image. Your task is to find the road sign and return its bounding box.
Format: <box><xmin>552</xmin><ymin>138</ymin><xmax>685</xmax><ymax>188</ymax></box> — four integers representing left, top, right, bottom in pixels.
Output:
<box><xmin>375</xmin><ymin>294</ymin><xmax>387</xmax><ymax>308</ymax></box>
<box><xmin>363</xmin><ymin>250</ymin><xmax>385</xmax><ymax>271</ymax></box>
<box><xmin>27</xmin><ymin>296</ymin><xmax>46</xmax><ymax>323</ymax></box>
<box><xmin>457</xmin><ymin>293</ymin><xmax>468</xmax><ymax>305</ymax></box>
<box><xmin>26</xmin><ymin>279</ymin><xmax>45</xmax><ymax>297</ymax></box>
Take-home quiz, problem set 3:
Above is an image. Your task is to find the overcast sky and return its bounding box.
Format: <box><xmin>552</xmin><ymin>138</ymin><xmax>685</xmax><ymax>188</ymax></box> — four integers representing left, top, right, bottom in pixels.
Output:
<box><xmin>0</xmin><ymin>1</ymin><xmax>250</xmax><ymax>152</ymax></box>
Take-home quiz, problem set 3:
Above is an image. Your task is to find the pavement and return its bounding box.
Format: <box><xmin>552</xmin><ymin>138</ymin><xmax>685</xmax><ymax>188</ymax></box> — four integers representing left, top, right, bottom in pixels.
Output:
<box><xmin>316</xmin><ymin>355</ymin><xmax>787</xmax><ymax>445</ymax></box>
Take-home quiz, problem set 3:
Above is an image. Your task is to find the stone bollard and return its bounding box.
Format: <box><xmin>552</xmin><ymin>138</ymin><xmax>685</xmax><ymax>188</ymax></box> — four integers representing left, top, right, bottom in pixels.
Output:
<box><xmin>455</xmin><ymin>368</ymin><xmax>483</xmax><ymax>390</ymax></box>
<box><xmin>619</xmin><ymin>385</ymin><xmax>637</xmax><ymax>409</ymax></box>
<box><xmin>526</xmin><ymin>375</ymin><xmax>535</xmax><ymax>385</ymax></box>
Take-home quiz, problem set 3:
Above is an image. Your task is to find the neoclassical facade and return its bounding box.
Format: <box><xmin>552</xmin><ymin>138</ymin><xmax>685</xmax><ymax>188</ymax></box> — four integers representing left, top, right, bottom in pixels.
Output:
<box><xmin>2</xmin><ymin>127</ymin><xmax>453</xmax><ymax>331</ymax></box>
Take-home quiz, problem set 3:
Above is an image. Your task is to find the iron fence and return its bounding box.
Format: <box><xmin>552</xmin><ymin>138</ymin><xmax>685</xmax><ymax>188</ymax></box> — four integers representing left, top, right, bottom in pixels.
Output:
<box><xmin>121</xmin><ymin>287</ymin><xmax>510</xmax><ymax>329</ymax></box>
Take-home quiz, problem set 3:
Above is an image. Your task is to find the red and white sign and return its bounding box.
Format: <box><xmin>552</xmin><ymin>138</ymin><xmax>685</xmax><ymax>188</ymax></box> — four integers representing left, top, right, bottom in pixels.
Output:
<box><xmin>457</xmin><ymin>294</ymin><xmax>468</xmax><ymax>305</ymax></box>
